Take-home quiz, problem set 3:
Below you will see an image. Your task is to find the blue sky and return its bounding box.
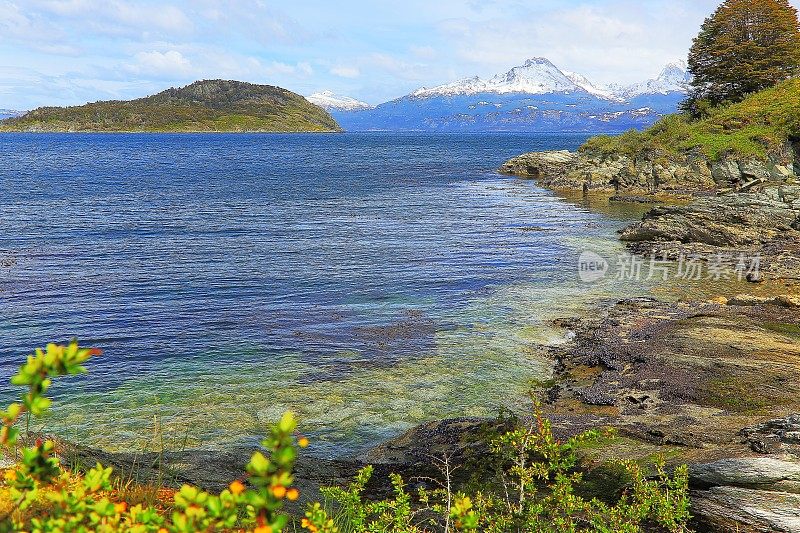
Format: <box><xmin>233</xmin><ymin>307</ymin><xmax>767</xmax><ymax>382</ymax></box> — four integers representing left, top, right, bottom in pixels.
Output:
<box><xmin>2</xmin><ymin>0</ymin><xmax>799</xmax><ymax>109</ymax></box>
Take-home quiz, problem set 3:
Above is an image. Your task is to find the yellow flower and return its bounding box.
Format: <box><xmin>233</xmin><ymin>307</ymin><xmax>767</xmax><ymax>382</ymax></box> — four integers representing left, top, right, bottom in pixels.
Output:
<box><xmin>229</xmin><ymin>480</ymin><xmax>246</xmax><ymax>496</ymax></box>
<box><xmin>254</xmin><ymin>526</ymin><xmax>273</xmax><ymax>533</ymax></box>
<box><xmin>286</xmin><ymin>488</ymin><xmax>299</xmax><ymax>501</ymax></box>
<box><xmin>114</xmin><ymin>502</ymin><xmax>128</xmax><ymax>514</ymax></box>
<box><xmin>271</xmin><ymin>485</ymin><xmax>287</xmax><ymax>499</ymax></box>
<box><xmin>298</xmin><ymin>437</ymin><xmax>310</xmax><ymax>448</ymax></box>
<box><xmin>3</xmin><ymin>470</ymin><xmax>16</xmax><ymax>482</ymax></box>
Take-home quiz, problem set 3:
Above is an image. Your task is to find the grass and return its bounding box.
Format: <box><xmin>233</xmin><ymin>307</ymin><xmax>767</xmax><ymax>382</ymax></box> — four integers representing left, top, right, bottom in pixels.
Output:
<box><xmin>581</xmin><ymin>78</ymin><xmax>800</xmax><ymax>162</ymax></box>
<box><xmin>762</xmin><ymin>322</ymin><xmax>800</xmax><ymax>339</ymax></box>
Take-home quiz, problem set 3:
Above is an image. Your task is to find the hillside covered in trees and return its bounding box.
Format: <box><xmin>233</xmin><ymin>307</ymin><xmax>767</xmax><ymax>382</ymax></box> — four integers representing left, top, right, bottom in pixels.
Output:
<box><xmin>0</xmin><ymin>80</ymin><xmax>341</xmax><ymax>133</ymax></box>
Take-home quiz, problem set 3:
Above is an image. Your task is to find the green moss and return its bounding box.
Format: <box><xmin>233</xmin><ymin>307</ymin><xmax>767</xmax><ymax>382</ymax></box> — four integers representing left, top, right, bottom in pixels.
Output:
<box><xmin>581</xmin><ymin>78</ymin><xmax>800</xmax><ymax>161</ymax></box>
<box><xmin>763</xmin><ymin>322</ymin><xmax>800</xmax><ymax>339</ymax></box>
<box><xmin>703</xmin><ymin>376</ymin><xmax>774</xmax><ymax>413</ymax></box>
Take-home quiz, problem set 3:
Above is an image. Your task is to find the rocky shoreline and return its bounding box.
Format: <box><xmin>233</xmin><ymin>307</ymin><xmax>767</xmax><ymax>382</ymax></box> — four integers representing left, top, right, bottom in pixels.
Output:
<box><xmin>500</xmin><ymin>146</ymin><xmax>798</xmax><ymax>194</ymax></box>
<box><xmin>497</xmin><ymin>147</ymin><xmax>800</xmax><ymax>531</ymax></box>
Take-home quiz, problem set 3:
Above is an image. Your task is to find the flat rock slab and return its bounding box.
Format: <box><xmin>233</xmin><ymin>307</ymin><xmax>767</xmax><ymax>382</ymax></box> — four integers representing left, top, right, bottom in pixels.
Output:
<box><xmin>690</xmin><ymin>457</ymin><xmax>800</xmax><ymax>488</ymax></box>
<box><xmin>691</xmin><ymin>486</ymin><xmax>800</xmax><ymax>533</ymax></box>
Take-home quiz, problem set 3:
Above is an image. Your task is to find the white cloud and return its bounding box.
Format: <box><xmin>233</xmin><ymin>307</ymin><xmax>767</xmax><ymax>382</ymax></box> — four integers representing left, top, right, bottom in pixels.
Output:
<box><xmin>330</xmin><ymin>65</ymin><xmax>360</xmax><ymax>78</ymax></box>
<box><xmin>266</xmin><ymin>61</ymin><xmax>313</xmax><ymax>77</ymax></box>
<box><xmin>409</xmin><ymin>45</ymin><xmax>436</xmax><ymax>59</ymax></box>
<box><xmin>130</xmin><ymin>50</ymin><xmax>193</xmax><ymax>76</ymax></box>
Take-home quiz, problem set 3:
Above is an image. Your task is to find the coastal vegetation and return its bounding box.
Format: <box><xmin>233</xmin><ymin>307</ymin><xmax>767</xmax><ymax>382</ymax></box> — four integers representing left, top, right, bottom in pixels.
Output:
<box><xmin>584</xmin><ymin>0</ymin><xmax>800</xmax><ymax>163</ymax></box>
<box><xmin>0</xmin><ymin>80</ymin><xmax>341</xmax><ymax>133</ymax></box>
<box><xmin>1</xmin><ymin>342</ymin><xmax>691</xmax><ymax>532</ymax></box>
<box><xmin>582</xmin><ymin>77</ymin><xmax>800</xmax><ymax>161</ymax></box>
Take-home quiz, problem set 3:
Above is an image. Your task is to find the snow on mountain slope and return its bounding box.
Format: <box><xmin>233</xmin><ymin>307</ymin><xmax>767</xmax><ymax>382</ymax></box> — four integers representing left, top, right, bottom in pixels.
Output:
<box><xmin>611</xmin><ymin>60</ymin><xmax>692</xmax><ymax>99</ymax></box>
<box><xmin>485</xmin><ymin>57</ymin><xmax>577</xmax><ymax>94</ymax></box>
<box><xmin>562</xmin><ymin>71</ymin><xmax>621</xmax><ymax>101</ymax></box>
<box><xmin>411</xmin><ymin>58</ymin><xmax>610</xmax><ymax>99</ymax></box>
<box><xmin>306</xmin><ymin>91</ymin><xmax>373</xmax><ymax>111</ymax></box>
<box><xmin>0</xmin><ymin>109</ymin><xmax>24</xmax><ymax>120</ymax></box>
<box><xmin>408</xmin><ymin>58</ymin><xmax>691</xmax><ymax>103</ymax></box>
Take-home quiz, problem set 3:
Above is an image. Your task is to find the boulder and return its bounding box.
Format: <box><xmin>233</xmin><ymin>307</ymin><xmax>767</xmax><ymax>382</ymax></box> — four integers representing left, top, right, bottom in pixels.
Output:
<box><xmin>499</xmin><ymin>150</ymin><xmax>579</xmax><ymax>180</ymax></box>
<box><xmin>711</xmin><ymin>160</ymin><xmax>743</xmax><ymax>184</ymax></box>
<box><xmin>690</xmin><ymin>486</ymin><xmax>800</xmax><ymax>533</ymax></box>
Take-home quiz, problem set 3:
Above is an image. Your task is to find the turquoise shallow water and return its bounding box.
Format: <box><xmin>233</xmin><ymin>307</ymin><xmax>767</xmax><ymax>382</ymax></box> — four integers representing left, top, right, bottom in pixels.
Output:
<box><xmin>0</xmin><ymin>132</ymin><xmax>659</xmax><ymax>456</ymax></box>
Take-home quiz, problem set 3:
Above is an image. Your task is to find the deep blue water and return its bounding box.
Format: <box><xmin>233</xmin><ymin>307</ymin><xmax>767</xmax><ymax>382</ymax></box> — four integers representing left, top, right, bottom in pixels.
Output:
<box><xmin>0</xmin><ymin>132</ymin><xmax>645</xmax><ymax>455</ymax></box>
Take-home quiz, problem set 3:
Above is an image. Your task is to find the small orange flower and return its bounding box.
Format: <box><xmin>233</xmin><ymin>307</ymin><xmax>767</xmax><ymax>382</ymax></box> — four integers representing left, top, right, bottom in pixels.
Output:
<box><xmin>298</xmin><ymin>437</ymin><xmax>309</xmax><ymax>448</ymax></box>
<box><xmin>286</xmin><ymin>488</ymin><xmax>299</xmax><ymax>501</ymax></box>
<box><xmin>229</xmin><ymin>480</ymin><xmax>246</xmax><ymax>496</ymax></box>
<box><xmin>254</xmin><ymin>526</ymin><xmax>273</xmax><ymax>533</ymax></box>
<box><xmin>271</xmin><ymin>485</ymin><xmax>287</xmax><ymax>499</ymax></box>
<box><xmin>3</xmin><ymin>470</ymin><xmax>16</xmax><ymax>482</ymax></box>
<box><xmin>301</xmin><ymin>518</ymin><xmax>311</xmax><ymax>527</ymax></box>
<box><xmin>114</xmin><ymin>502</ymin><xmax>127</xmax><ymax>514</ymax></box>
<box><xmin>158</xmin><ymin>529</ymin><xmax>169</xmax><ymax>533</ymax></box>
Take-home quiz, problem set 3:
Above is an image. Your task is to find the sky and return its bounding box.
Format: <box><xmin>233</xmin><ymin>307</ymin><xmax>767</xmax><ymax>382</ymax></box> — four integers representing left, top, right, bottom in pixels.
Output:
<box><xmin>2</xmin><ymin>0</ymin><xmax>799</xmax><ymax>110</ymax></box>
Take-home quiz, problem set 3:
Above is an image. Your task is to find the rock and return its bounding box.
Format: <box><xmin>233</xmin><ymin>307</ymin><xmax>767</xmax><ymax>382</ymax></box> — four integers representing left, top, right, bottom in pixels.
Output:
<box><xmin>773</xmin><ymin>165</ymin><xmax>793</xmax><ymax>179</ymax></box>
<box><xmin>690</xmin><ymin>458</ymin><xmax>800</xmax><ymax>489</ymax></box>
<box><xmin>741</xmin><ymin>414</ymin><xmax>800</xmax><ymax>454</ymax></box>
<box><xmin>729</xmin><ymin>295</ymin><xmax>771</xmax><ymax>306</ymax></box>
<box><xmin>727</xmin><ymin>295</ymin><xmax>800</xmax><ymax>308</ymax></box>
<box><xmin>774</xmin><ymin>295</ymin><xmax>800</xmax><ymax>308</ymax></box>
<box><xmin>739</xmin><ymin>161</ymin><xmax>772</xmax><ymax>182</ymax></box>
<box><xmin>689</xmin><ymin>457</ymin><xmax>800</xmax><ymax>530</ymax></box>
<box><xmin>711</xmin><ymin>160</ymin><xmax>743</xmax><ymax>184</ymax></box>
<box><xmin>621</xmin><ymin>186</ymin><xmax>800</xmax><ymax>246</ymax></box>
<box><xmin>690</xmin><ymin>486</ymin><xmax>800</xmax><ymax>532</ymax></box>
<box><xmin>499</xmin><ymin>150</ymin><xmax>579</xmax><ymax>181</ymax></box>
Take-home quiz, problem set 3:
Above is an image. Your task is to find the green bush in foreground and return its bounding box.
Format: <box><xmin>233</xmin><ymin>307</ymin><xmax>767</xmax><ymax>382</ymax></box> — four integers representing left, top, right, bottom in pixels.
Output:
<box><xmin>1</xmin><ymin>342</ymin><xmax>691</xmax><ymax>532</ymax></box>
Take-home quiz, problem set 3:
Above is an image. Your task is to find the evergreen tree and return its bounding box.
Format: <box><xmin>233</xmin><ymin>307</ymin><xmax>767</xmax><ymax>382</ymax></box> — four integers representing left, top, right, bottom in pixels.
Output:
<box><xmin>684</xmin><ymin>0</ymin><xmax>800</xmax><ymax>115</ymax></box>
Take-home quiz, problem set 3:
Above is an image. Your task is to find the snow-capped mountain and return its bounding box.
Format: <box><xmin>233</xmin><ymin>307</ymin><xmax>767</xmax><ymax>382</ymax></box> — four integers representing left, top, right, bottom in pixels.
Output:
<box><xmin>408</xmin><ymin>58</ymin><xmax>690</xmax><ymax>102</ymax></box>
<box><xmin>411</xmin><ymin>58</ymin><xmax>600</xmax><ymax>98</ymax></box>
<box><xmin>562</xmin><ymin>71</ymin><xmax>620</xmax><ymax>101</ymax></box>
<box><xmin>610</xmin><ymin>61</ymin><xmax>692</xmax><ymax>99</ymax></box>
<box><xmin>306</xmin><ymin>91</ymin><xmax>373</xmax><ymax>112</ymax></box>
<box><xmin>326</xmin><ymin>57</ymin><xmax>692</xmax><ymax>132</ymax></box>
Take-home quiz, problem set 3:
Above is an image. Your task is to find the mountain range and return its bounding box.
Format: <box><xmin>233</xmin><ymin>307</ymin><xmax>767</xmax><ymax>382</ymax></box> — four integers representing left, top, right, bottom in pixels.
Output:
<box><xmin>309</xmin><ymin>58</ymin><xmax>692</xmax><ymax>132</ymax></box>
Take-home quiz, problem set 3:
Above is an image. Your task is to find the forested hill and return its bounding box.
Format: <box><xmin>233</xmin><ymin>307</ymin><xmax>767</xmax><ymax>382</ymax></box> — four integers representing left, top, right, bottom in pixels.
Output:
<box><xmin>0</xmin><ymin>80</ymin><xmax>341</xmax><ymax>133</ymax></box>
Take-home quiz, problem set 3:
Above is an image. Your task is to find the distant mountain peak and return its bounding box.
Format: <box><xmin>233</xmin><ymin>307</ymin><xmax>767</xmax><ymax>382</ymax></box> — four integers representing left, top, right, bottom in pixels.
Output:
<box><xmin>410</xmin><ymin>57</ymin><xmax>617</xmax><ymax>99</ymax></box>
<box><xmin>521</xmin><ymin>57</ymin><xmax>557</xmax><ymax>67</ymax></box>
<box><xmin>611</xmin><ymin>60</ymin><xmax>692</xmax><ymax>99</ymax></box>
<box><xmin>0</xmin><ymin>108</ymin><xmax>25</xmax><ymax>119</ymax></box>
<box><xmin>306</xmin><ymin>91</ymin><xmax>373</xmax><ymax>111</ymax></box>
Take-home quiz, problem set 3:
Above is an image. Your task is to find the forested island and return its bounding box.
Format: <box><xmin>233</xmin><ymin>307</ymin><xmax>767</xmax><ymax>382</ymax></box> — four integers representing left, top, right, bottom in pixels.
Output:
<box><xmin>0</xmin><ymin>80</ymin><xmax>341</xmax><ymax>133</ymax></box>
